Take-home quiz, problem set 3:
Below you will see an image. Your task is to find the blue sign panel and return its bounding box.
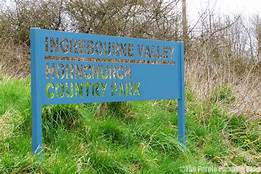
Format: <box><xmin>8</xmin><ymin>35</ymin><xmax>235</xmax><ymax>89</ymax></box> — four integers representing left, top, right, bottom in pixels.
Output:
<box><xmin>30</xmin><ymin>28</ymin><xmax>185</xmax><ymax>154</ymax></box>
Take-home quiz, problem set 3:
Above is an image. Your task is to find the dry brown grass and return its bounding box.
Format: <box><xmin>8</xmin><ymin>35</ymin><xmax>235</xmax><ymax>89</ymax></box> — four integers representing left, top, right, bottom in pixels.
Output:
<box><xmin>186</xmin><ymin>41</ymin><xmax>261</xmax><ymax>118</ymax></box>
<box><xmin>0</xmin><ymin>38</ymin><xmax>29</xmax><ymax>77</ymax></box>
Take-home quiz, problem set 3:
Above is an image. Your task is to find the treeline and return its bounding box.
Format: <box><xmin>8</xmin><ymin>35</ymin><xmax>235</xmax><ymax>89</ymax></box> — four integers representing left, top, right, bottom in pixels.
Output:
<box><xmin>0</xmin><ymin>0</ymin><xmax>181</xmax><ymax>44</ymax></box>
<box><xmin>0</xmin><ymin>0</ymin><xmax>181</xmax><ymax>75</ymax></box>
<box><xmin>0</xmin><ymin>0</ymin><xmax>260</xmax><ymax>71</ymax></box>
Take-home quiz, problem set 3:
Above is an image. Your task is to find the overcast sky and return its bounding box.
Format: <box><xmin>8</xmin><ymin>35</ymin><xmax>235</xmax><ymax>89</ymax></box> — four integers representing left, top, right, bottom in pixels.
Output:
<box><xmin>188</xmin><ymin>0</ymin><xmax>261</xmax><ymax>21</ymax></box>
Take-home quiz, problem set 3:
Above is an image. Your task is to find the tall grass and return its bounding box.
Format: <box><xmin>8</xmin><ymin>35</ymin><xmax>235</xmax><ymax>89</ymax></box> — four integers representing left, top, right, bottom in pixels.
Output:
<box><xmin>186</xmin><ymin>41</ymin><xmax>261</xmax><ymax>116</ymax></box>
<box><xmin>0</xmin><ymin>38</ymin><xmax>29</xmax><ymax>77</ymax></box>
<box><xmin>0</xmin><ymin>76</ymin><xmax>260</xmax><ymax>173</ymax></box>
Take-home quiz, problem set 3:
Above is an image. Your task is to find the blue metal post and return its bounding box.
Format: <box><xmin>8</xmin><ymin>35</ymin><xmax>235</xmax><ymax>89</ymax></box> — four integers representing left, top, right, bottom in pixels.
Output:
<box><xmin>31</xmin><ymin>28</ymin><xmax>43</xmax><ymax>154</ymax></box>
<box><xmin>178</xmin><ymin>43</ymin><xmax>186</xmax><ymax>145</ymax></box>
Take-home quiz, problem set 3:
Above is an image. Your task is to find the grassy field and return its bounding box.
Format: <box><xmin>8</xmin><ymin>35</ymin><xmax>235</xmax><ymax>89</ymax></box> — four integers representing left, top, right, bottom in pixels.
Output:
<box><xmin>0</xmin><ymin>75</ymin><xmax>260</xmax><ymax>173</ymax></box>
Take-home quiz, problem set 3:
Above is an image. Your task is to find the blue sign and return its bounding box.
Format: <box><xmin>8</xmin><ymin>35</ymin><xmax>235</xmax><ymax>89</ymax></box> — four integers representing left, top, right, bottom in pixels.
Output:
<box><xmin>30</xmin><ymin>28</ymin><xmax>185</xmax><ymax>154</ymax></box>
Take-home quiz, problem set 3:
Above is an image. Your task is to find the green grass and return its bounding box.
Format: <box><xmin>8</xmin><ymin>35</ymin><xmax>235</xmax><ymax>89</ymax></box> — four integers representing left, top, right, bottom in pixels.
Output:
<box><xmin>0</xmin><ymin>76</ymin><xmax>260</xmax><ymax>173</ymax></box>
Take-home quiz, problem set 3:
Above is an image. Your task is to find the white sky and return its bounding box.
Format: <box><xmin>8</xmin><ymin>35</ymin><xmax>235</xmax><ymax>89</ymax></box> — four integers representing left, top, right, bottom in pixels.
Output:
<box><xmin>188</xmin><ymin>0</ymin><xmax>261</xmax><ymax>22</ymax></box>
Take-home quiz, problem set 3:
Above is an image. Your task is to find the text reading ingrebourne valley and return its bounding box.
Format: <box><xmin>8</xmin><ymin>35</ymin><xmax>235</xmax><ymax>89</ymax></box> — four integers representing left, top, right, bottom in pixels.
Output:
<box><xmin>44</xmin><ymin>36</ymin><xmax>175</xmax><ymax>100</ymax></box>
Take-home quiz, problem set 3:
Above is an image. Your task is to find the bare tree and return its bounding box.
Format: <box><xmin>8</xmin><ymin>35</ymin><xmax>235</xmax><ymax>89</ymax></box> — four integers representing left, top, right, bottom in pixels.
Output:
<box><xmin>0</xmin><ymin>0</ymin><xmax>66</xmax><ymax>44</ymax></box>
<box><xmin>66</xmin><ymin>0</ymin><xmax>181</xmax><ymax>40</ymax></box>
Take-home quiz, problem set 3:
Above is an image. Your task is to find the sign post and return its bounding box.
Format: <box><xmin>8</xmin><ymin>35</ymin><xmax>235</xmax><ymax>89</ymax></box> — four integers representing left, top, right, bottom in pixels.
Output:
<box><xmin>30</xmin><ymin>28</ymin><xmax>186</xmax><ymax>154</ymax></box>
<box><xmin>31</xmin><ymin>29</ymin><xmax>44</xmax><ymax>153</ymax></box>
<box><xmin>178</xmin><ymin>43</ymin><xmax>186</xmax><ymax>145</ymax></box>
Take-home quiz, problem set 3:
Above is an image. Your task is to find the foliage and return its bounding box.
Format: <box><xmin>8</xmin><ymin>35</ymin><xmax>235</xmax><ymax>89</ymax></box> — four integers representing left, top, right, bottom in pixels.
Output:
<box><xmin>66</xmin><ymin>0</ymin><xmax>180</xmax><ymax>39</ymax></box>
<box><xmin>0</xmin><ymin>0</ymin><xmax>65</xmax><ymax>44</ymax></box>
